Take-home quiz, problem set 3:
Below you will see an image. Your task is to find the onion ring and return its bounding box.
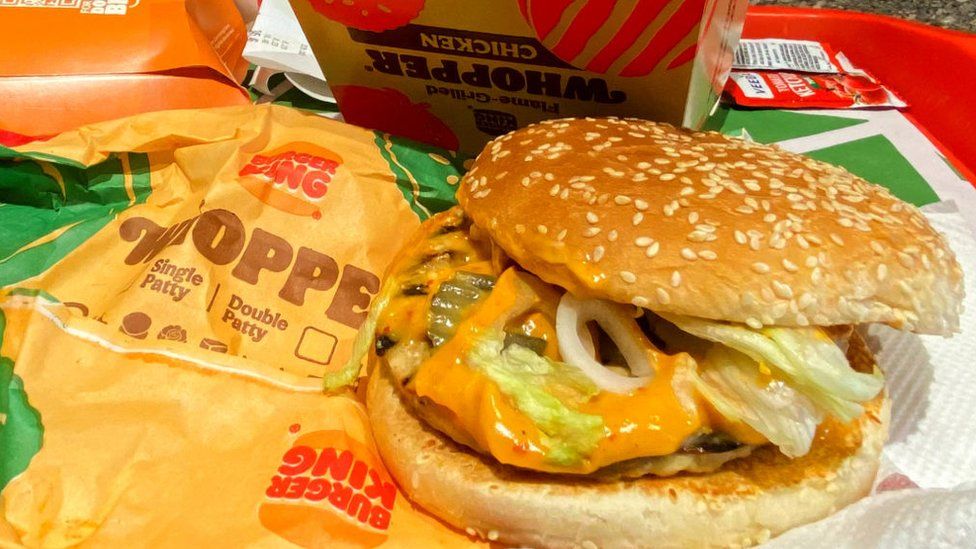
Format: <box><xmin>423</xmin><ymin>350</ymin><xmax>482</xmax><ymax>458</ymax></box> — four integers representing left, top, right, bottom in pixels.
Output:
<box><xmin>555</xmin><ymin>294</ymin><xmax>656</xmax><ymax>394</ymax></box>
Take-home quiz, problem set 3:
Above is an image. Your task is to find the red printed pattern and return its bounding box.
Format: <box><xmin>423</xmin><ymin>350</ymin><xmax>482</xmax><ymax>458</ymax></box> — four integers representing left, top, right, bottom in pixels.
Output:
<box><xmin>266</xmin><ymin>444</ymin><xmax>397</xmax><ymax>530</ymax></box>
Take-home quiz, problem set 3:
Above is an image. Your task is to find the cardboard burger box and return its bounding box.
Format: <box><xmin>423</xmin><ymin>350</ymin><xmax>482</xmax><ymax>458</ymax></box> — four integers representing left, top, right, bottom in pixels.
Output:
<box><xmin>289</xmin><ymin>0</ymin><xmax>749</xmax><ymax>153</ymax></box>
<box><xmin>0</xmin><ymin>0</ymin><xmax>251</xmax><ymax>140</ymax></box>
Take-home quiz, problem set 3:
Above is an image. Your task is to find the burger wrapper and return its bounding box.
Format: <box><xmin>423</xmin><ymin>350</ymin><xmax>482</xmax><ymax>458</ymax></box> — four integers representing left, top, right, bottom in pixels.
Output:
<box><xmin>1</xmin><ymin>103</ymin><xmax>975</xmax><ymax>547</ymax></box>
<box><xmin>0</xmin><ymin>104</ymin><xmax>475</xmax><ymax>547</ymax></box>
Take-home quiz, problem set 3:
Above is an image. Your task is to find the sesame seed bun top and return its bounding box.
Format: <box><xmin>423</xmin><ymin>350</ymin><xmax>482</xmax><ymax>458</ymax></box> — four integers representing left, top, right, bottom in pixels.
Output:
<box><xmin>457</xmin><ymin>117</ymin><xmax>964</xmax><ymax>335</ymax></box>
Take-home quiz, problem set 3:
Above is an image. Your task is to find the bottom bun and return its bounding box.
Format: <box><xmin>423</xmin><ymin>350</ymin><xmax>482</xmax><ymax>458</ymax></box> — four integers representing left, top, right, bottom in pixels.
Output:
<box><xmin>366</xmin><ymin>341</ymin><xmax>889</xmax><ymax>548</ymax></box>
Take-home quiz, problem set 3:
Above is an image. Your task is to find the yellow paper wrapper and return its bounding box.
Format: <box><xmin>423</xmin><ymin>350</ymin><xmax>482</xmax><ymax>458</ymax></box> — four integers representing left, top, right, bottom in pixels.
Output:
<box><xmin>0</xmin><ymin>104</ymin><xmax>480</xmax><ymax>547</ymax></box>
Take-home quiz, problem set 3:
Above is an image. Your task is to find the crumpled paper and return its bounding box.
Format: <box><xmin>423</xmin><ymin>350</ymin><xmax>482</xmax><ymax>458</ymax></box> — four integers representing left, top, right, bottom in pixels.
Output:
<box><xmin>765</xmin><ymin>202</ymin><xmax>976</xmax><ymax>547</ymax></box>
<box><xmin>243</xmin><ymin>0</ymin><xmax>333</xmax><ymax>103</ymax></box>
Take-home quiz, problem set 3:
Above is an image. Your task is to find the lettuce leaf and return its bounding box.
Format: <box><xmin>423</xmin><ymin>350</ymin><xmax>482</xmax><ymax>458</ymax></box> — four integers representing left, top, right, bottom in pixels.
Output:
<box><xmin>467</xmin><ymin>333</ymin><xmax>604</xmax><ymax>466</ymax></box>
<box><xmin>324</xmin><ymin>282</ymin><xmax>395</xmax><ymax>393</ymax></box>
<box><xmin>694</xmin><ymin>345</ymin><xmax>824</xmax><ymax>457</ymax></box>
<box><xmin>661</xmin><ymin>314</ymin><xmax>883</xmax><ymax>422</ymax></box>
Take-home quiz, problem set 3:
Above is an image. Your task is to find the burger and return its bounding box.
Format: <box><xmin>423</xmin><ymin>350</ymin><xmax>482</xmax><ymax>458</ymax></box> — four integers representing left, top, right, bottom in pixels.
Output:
<box><xmin>337</xmin><ymin>117</ymin><xmax>964</xmax><ymax>547</ymax></box>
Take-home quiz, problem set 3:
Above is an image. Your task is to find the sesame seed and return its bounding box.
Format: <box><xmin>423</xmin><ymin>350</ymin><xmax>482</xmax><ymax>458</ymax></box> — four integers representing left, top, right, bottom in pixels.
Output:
<box><xmin>632</xmin><ymin>296</ymin><xmax>649</xmax><ymax>307</ymax></box>
<box><xmin>783</xmin><ymin>259</ymin><xmax>799</xmax><ymax>272</ymax></box>
<box><xmin>635</xmin><ymin>236</ymin><xmax>654</xmax><ymax>247</ymax></box>
<box><xmin>593</xmin><ymin>246</ymin><xmax>605</xmax><ymax>262</ymax></box>
<box><xmin>660</xmin><ymin>173</ymin><xmax>676</xmax><ymax>181</ymax></box>
<box><xmin>603</xmin><ymin>167</ymin><xmax>625</xmax><ymax>177</ymax></box>
<box><xmin>537</xmin><ymin>225</ymin><xmax>548</xmax><ymax>234</ymax></box>
<box><xmin>773</xmin><ymin>280</ymin><xmax>794</xmax><ymax>299</ymax></box>
<box><xmin>763</xmin><ymin>213</ymin><xmax>777</xmax><ymax>223</ymax></box>
<box><xmin>656</xmin><ymin>288</ymin><xmax>671</xmax><ymax>304</ymax></box>
<box><xmin>584</xmin><ymin>227</ymin><xmax>601</xmax><ymax>237</ymax></box>
<box><xmin>688</xmin><ymin>212</ymin><xmax>700</xmax><ymax>224</ymax></box>
<box><xmin>671</xmin><ymin>271</ymin><xmax>682</xmax><ymax>287</ymax></box>
<box><xmin>681</xmin><ymin>248</ymin><xmax>698</xmax><ymax>261</ymax></box>
<box><xmin>798</xmin><ymin>293</ymin><xmax>816</xmax><ymax>309</ymax></box>
<box><xmin>620</xmin><ymin>271</ymin><xmax>637</xmax><ymax>283</ymax></box>
<box><xmin>811</xmin><ymin>267</ymin><xmax>824</xmax><ymax>284</ymax></box>
<box><xmin>680</xmin><ymin>186</ymin><xmax>695</xmax><ymax>196</ymax></box>
<box><xmin>829</xmin><ymin>233</ymin><xmax>845</xmax><ymax>246</ymax></box>
<box><xmin>877</xmin><ymin>263</ymin><xmax>888</xmax><ymax>281</ymax></box>
<box><xmin>634</xmin><ymin>199</ymin><xmax>649</xmax><ymax>211</ymax></box>
<box><xmin>549</xmin><ymin>184</ymin><xmax>560</xmax><ymax>196</ymax></box>
<box><xmin>614</xmin><ymin>195</ymin><xmax>632</xmax><ymax>205</ymax></box>
<box><xmin>607</xmin><ymin>230</ymin><xmax>619</xmax><ymax>242</ymax></box>
<box><xmin>735</xmin><ymin>206</ymin><xmax>755</xmax><ymax>215</ymax></box>
<box><xmin>557</xmin><ymin>229</ymin><xmax>568</xmax><ymax>241</ymax></box>
<box><xmin>746</xmin><ymin>317</ymin><xmax>763</xmax><ymax>329</ymax></box>
<box><xmin>521</xmin><ymin>176</ymin><xmax>531</xmax><ymax>187</ymax></box>
<box><xmin>645</xmin><ymin>242</ymin><xmax>660</xmax><ymax>257</ymax></box>
<box><xmin>752</xmin><ymin>262</ymin><xmax>770</xmax><ymax>274</ymax></box>
<box><xmin>699</xmin><ymin>250</ymin><xmax>717</xmax><ymax>261</ymax></box>
<box><xmin>632</xmin><ymin>212</ymin><xmax>644</xmax><ymax>225</ymax></box>
<box><xmin>586</xmin><ymin>212</ymin><xmax>599</xmax><ymax>224</ymax></box>
<box><xmin>734</xmin><ymin>230</ymin><xmax>747</xmax><ymax>245</ymax></box>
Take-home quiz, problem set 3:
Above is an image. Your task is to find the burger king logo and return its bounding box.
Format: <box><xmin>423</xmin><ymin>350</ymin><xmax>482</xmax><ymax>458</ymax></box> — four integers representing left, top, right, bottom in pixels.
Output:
<box><xmin>237</xmin><ymin>143</ymin><xmax>343</xmax><ymax>219</ymax></box>
<box><xmin>259</xmin><ymin>429</ymin><xmax>396</xmax><ymax>547</ymax></box>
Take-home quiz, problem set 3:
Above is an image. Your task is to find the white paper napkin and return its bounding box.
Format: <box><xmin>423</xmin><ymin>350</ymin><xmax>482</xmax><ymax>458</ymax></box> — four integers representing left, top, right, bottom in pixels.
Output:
<box><xmin>764</xmin><ymin>202</ymin><xmax>976</xmax><ymax>547</ymax></box>
<box><xmin>243</xmin><ymin>0</ymin><xmax>326</xmax><ymax>81</ymax></box>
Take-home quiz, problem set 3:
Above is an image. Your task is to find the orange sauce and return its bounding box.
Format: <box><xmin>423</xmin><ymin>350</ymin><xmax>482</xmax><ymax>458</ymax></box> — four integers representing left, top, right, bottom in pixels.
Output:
<box><xmin>379</xmin><ymin>208</ymin><xmax>768</xmax><ymax>474</ymax></box>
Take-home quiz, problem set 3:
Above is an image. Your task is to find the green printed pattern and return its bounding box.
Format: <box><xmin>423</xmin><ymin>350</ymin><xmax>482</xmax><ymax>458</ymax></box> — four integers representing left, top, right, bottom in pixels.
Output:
<box><xmin>706</xmin><ymin>108</ymin><xmax>867</xmax><ymax>143</ymax></box>
<box><xmin>807</xmin><ymin>135</ymin><xmax>939</xmax><ymax>207</ymax></box>
<box><xmin>709</xmin><ymin>107</ymin><xmax>939</xmax><ymax>207</ymax></box>
<box><xmin>374</xmin><ymin>132</ymin><xmax>468</xmax><ymax>220</ymax></box>
<box><xmin>0</xmin><ymin>147</ymin><xmax>152</xmax><ymax>286</ymax></box>
<box><xmin>0</xmin><ymin>310</ymin><xmax>43</xmax><ymax>490</ymax></box>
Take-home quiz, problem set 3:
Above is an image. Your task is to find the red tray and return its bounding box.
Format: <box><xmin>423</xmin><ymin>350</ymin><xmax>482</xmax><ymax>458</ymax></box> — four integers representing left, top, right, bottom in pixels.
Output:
<box><xmin>744</xmin><ymin>6</ymin><xmax>976</xmax><ymax>184</ymax></box>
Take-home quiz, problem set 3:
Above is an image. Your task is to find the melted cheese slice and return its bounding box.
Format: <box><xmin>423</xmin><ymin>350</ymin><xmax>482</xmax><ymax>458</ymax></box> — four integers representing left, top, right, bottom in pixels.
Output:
<box><xmin>377</xmin><ymin>208</ymin><xmax>766</xmax><ymax>474</ymax></box>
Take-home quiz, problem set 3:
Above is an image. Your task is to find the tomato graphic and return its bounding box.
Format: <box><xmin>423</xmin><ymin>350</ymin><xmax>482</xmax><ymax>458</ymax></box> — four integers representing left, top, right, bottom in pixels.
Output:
<box><xmin>517</xmin><ymin>0</ymin><xmax>704</xmax><ymax>75</ymax></box>
<box><xmin>839</xmin><ymin>74</ymin><xmax>890</xmax><ymax>106</ymax></box>
<box><xmin>333</xmin><ymin>86</ymin><xmax>459</xmax><ymax>150</ymax></box>
<box><xmin>306</xmin><ymin>0</ymin><xmax>425</xmax><ymax>32</ymax></box>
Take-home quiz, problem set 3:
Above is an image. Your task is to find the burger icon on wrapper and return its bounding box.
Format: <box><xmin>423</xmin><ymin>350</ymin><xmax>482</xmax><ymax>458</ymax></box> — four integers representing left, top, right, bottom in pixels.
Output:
<box><xmin>119</xmin><ymin>311</ymin><xmax>152</xmax><ymax>339</ymax></box>
<box><xmin>327</xmin><ymin>117</ymin><xmax>965</xmax><ymax>546</ymax></box>
<box><xmin>157</xmin><ymin>324</ymin><xmax>187</xmax><ymax>342</ymax></box>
